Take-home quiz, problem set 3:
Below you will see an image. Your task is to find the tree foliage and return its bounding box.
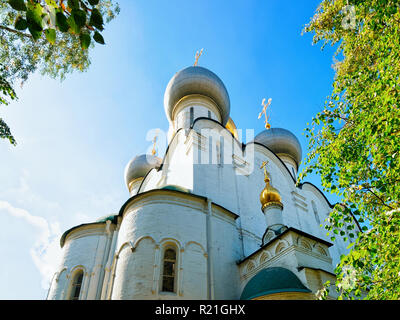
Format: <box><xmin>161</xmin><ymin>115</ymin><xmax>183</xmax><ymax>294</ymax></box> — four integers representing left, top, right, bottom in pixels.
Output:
<box><xmin>301</xmin><ymin>0</ymin><xmax>400</xmax><ymax>299</ymax></box>
<box><xmin>0</xmin><ymin>0</ymin><xmax>120</xmax><ymax>145</ymax></box>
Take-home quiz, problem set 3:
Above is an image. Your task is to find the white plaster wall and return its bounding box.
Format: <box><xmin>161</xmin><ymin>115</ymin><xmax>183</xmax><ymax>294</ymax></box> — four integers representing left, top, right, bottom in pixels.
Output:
<box><xmin>47</xmin><ymin>269</ymin><xmax>67</xmax><ymax>300</ymax></box>
<box><xmin>182</xmin><ymin>242</ymin><xmax>208</xmax><ymax>299</ymax></box>
<box><xmin>50</xmin><ymin>227</ymin><xmax>108</xmax><ymax>300</ymax></box>
<box><xmin>112</xmin><ymin>195</ymin><xmax>209</xmax><ymax>299</ymax></box>
<box><xmin>111</xmin><ymin>238</ymin><xmax>155</xmax><ymax>299</ymax></box>
<box><xmin>210</xmin><ymin>211</ymin><xmax>242</xmax><ymax>299</ymax></box>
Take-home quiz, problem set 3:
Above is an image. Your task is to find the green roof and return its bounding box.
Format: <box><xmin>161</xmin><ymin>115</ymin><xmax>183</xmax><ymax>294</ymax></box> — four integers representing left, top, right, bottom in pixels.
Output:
<box><xmin>240</xmin><ymin>267</ymin><xmax>311</xmax><ymax>300</ymax></box>
<box><xmin>160</xmin><ymin>185</ymin><xmax>191</xmax><ymax>193</ymax></box>
<box><xmin>60</xmin><ymin>214</ymin><xmax>117</xmax><ymax>248</ymax></box>
<box><xmin>95</xmin><ymin>214</ymin><xmax>118</xmax><ymax>223</ymax></box>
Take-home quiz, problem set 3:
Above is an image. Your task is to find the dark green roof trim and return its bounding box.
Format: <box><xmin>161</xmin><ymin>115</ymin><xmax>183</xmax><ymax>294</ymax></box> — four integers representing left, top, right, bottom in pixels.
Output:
<box><xmin>59</xmin><ymin>214</ymin><xmax>118</xmax><ymax>248</ymax></box>
<box><xmin>238</xmin><ymin>227</ymin><xmax>333</xmax><ymax>265</ymax></box>
<box><xmin>160</xmin><ymin>185</ymin><xmax>191</xmax><ymax>193</ymax></box>
<box><xmin>240</xmin><ymin>267</ymin><xmax>311</xmax><ymax>300</ymax></box>
<box><xmin>96</xmin><ymin>214</ymin><xmax>118</xmax><ymax>223</ymax></box>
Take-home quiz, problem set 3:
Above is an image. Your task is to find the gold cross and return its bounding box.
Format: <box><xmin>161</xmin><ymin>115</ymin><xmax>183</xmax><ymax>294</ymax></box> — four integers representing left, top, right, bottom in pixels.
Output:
<box><xmin>194</xmin><ymin>48</ymin><xmax>204</xmax><ymax>66</ymax></box>
<box><xmin>260</xmin><ymin>161</ymin><xmax>270</xmax><ymax>182</ymax></box>
<box><xmin>258</xmin><ymin>98</ymin><xmax>272</xmax><ymax>130</ymax></box>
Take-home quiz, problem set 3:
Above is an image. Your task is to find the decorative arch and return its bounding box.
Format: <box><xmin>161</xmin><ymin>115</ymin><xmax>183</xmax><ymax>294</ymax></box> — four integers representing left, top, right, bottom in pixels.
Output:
<box><xmin>66</xmin><ymin>266</ymin><xmax>86</xmax><ymax>300</ymax></box>
<box><xmin>183</xmin><ymin>241</ymin><xmax>207</xmax><ymax>255</ymax></box>
<box><xmin>55</xmin><ymin>267</ymin><xmax>67</xmax><ymax>282</ymax></box>
<box><xmin>275</xmin><ymin>240</ymin><xmax>289</xmax><ymax>254</ymax></box>
<box><xmin>160</xmin><ymin>237</ymin><xmax>182</xmax><ymax>249</ymax></box>
<box><xmin>315</xmin><ymin>245</ymin><xmax>328</xmax><ymax>256</ymax></box>
<box><xmin>300</xmin><ymin>238</ymin><xmax>312</xmax><ymax>251</ymax></box>
<box><xmin>246</xmin><ymin>260</ymin><xmax>256</xmax><ymax>273</ymax></box>
<box><xmin>259</xmin><ymin>250</ymin><xmax>271</xmax><ymax>264</ymax></box>
<box><xmin>133</xmin><ymin>235</ymin><xmax>157</xmax><ymax>250</ymax></box>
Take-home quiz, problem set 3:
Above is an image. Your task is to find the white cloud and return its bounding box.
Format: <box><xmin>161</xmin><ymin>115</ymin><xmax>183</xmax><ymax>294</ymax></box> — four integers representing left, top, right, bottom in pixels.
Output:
<box><xmin>0</xmin><ymin>200</ymin><xmax>63</xmax><ymax>290</ymax></box>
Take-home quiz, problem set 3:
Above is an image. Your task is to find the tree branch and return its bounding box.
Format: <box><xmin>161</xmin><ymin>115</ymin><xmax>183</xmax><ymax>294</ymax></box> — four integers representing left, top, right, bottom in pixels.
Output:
<box><xmin>364</xmin><ymin>187</ymin><xmax>394</xmax><ymax>210</ymax></box>
<box><xmin>0</xmin><ymin>25</ymin><xmax>32</xmax><ymax>39</ymax></box>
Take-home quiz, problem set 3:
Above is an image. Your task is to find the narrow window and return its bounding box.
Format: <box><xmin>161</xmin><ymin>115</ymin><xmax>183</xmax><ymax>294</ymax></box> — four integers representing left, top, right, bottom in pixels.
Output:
<box><xmin>219</xmin><ymin>136</ymin><xmax>224</xmax><ymax>165</ymax></box>
<box><xmin>161</xmin><ymin>248</ymin><xmax>177</xmax><ymax>292</ymax></box>
<box><xmin>69</xmin><ymin>270</ymin><xmax>83</xmax><ymax>300</ymax></box>
<box><xmin>190</xmin><ymin>107</ymin><xmax>194</xmax><ymax>127</ymax></box>
<box><xmin>208</xmin><ymin>110</ymin><xmax>211</xmax><ymax>119</ymax></box>
<box><xmin>291</xmin><ymin>167</ymin><xmax>296</xmax><ymax>178</ymax></box>
<box><xmin>312</xmin><ymin>201</ymin><xmax>320</xmax><ymax>225</ymax></box>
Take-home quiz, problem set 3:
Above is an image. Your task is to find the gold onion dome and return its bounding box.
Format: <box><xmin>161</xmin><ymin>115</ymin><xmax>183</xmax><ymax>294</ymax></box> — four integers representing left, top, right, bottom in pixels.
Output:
<box><xmin>260</xmin><ymin>175</ymin><xmax>283</xmax><ymax>211</ymax></box>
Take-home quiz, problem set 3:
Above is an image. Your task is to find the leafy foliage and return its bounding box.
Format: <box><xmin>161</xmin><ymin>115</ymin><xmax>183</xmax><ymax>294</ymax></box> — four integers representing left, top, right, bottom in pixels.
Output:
<box><xmin>302</xmin><ymin>0</ymin><xmax>400</xmax><ymax>299</ymax></box>
<box><xmin>0</xmin><ymin>0</ymin><xmax>120</xmax><ymax>145</ymax></box>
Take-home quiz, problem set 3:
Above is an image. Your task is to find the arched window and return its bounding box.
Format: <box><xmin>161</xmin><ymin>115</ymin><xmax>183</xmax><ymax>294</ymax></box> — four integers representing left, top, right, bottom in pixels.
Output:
<box><xmin>161</xmin><ymin>247</ymin><xmax>177</xmax><ymax>293</ymax></box>
<box><xmin>69</xmin><ymin>269</ymin><xmax>84</xmax><ymax>300</ymax></box>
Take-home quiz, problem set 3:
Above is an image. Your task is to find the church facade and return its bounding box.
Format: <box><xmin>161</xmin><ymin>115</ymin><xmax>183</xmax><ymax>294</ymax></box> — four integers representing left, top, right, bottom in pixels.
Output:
<box><xmin>47</xmin><ymin>65</ymin><xmax>359</xmax><ymax>300</ymax></box>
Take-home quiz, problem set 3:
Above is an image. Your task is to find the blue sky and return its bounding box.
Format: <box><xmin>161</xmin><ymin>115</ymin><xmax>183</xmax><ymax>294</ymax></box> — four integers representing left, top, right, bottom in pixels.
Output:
<box><xmin>0</xmin><ymin>0</ymin><xmax>339</xmax><ymax>299</ymax></box>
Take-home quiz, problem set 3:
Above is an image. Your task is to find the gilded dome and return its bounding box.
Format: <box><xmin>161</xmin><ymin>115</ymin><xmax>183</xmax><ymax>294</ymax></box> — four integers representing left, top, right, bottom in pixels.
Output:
<box><xmin>163</xmin><ymin>66</ymin><xmax>230</xmax><ymax>125</ymax></box>
<box><xmin>225</xmin><ymin>117</ymin><xmax>239</xmax><ymax>140</ymax></box>
<box><xmin>124</xmin><ymin>154</ymin><xmax>162</xmax><ymax>190</ymax></box>
<box><xmin>260</xmin><ymin>176</ymin><xmax>283</xmax><ymax>211</ymax></box>
<box><xmin>254</xmin><ymin>128</ymin><xmax>302</xmax><ymax>168</ymax></box>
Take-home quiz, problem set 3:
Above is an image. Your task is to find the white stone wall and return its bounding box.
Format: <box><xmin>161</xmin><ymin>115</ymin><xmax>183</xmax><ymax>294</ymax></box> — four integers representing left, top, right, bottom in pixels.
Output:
<box><xmin>112</xmin><ymin>193</ymin><xmax>209</xmax><ymax>299</ymax></box>
<box><xmin>110</xmin><ymin>191</ymin><xmax>241</xmax><ymax>300</ymax></box>
<box><xmin>48</xmin><ymin>224</ymin><xmax>110</xmax><ymax>300</ymax></box>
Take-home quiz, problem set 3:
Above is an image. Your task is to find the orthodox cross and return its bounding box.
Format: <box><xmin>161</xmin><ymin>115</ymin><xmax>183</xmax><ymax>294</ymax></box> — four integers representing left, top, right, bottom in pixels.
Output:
<box><xmin>258</xmin><ymin>98</ymin><xmax>272</xmax><ymax>130</ymax></box>
<box><xmin>260</xmin><ymin>161</ymin><xmax>270</xmax><ymax>182</ymax></box>
<box><xmin>151</xmin><ymin>130</ymin><xmax>159</xmax><ymax>156</ymax></box>
<box><xmin>194</xmin><ymin>48</ymin><xmax>204</xmax><ymax>66</ymax></box>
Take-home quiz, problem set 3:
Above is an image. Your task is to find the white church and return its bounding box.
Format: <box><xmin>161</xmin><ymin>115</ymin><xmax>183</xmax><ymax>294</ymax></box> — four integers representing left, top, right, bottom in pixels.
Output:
<box><xmin>46</xmin><ymin>64</ymin><xmax>360</xmax><ymax>300</ymax></box>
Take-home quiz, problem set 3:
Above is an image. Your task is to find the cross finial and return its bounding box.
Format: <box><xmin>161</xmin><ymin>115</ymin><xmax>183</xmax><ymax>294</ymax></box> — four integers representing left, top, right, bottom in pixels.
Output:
<box><xmin>260</xmin><ymin>161</ymin><xmax>270</xmax><ymax>183</ymax></box>
<box><xmin>194</xmin><ymin>48</ymin><xmax>204</xmax><ymax>66</ymax></box>
<box><xmin>151</xmin><ymin>130</ymin><xmax>159</xmax><ymax>156</ymax></box>
<box><xmin>258</xmin><ymin>98</ymin><xmax>272</xmax><ymax>130</ymax></box>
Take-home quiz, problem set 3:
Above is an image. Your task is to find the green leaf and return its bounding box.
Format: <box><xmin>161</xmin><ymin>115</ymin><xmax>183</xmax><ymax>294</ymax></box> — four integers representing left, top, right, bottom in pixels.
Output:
<box><xmin>7</xmin><ymin>0</ymin><xmax>27</xmax><ymax>11</ymax></box>
<box><xmin>26</xmin><ymin>2</ymin><xmax>43</xmax><ymax>32</ymax></box>
<box><xmin>93</xmin><ymin>31</ymin><xmax>105</xmax><ymax>44</ymax></box>
<box><xmin>28</xmin><ymin>26</ymin><xmax>42</xmax><ymax>41</ymax></box>
<box><xmin>79</xmin><ymin>32</ymin><xmax>91</xmax><ymax>50</ymax></box>
<box><xmin>55</xmin><ymin>11</ymin><xmax>69</xmax><ymax>32</ymax></box>
<box><xmin>89</xmin><ymin>8</ymin><xmax>104</xmax><ymax>31</ymax></box>
<box><xmin>88</xmin><ymin>0</ymin><xmax>100</xmax><ymax>5</ymax></box>
<box><xmin>67</xmin><ymin>15</ymin><xmax>80</xmax><ymax>34</ymax></box>
<box><xmin>14</xmin><ymin>15</ymin><xmax>28</xmax><ymax>31</ymax></box>
<box><xmin>67</xmin><ymin>0</ymin><xmax>80</xmax><ymax>10</ymax></box>
<box><xmin>44</xmin><ymin>29</ymin><xmax>56</xmax><ymax>44</ymax></box>
<box><xmin>71</xmin><ymin>9</ymin><xmax>86</xmax><ymax>29</ymax></box>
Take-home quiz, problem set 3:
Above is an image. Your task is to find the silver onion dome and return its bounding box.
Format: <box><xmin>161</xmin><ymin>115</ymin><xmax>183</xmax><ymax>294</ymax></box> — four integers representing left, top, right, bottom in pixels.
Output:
<box><xmin>124</xmin><ymin>154</ymin><xmax>162</xmax><ymax>189</ymax></box>
<box><xmin>163</xmin><ymin>66</ymin><xmax>231</xmax><ymax>125</ymax></box>
<box><xmin>254</xmin><ymin>128</ymin><xmax>302</xmax><ymax>167</ymax></box>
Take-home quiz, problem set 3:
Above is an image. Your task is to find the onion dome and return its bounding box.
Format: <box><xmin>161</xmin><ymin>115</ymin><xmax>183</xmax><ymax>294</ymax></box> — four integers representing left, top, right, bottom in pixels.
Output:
<box><xmin>240</xmin><ymin>267</ymin><xmax>311</xmax><ymax>300</ymax></box>
<box><xmin>254</xmin><ymin>128</ymin><xmax>302</xmax><ymax>168</ymax></box>
<box><xmin>225</xmin><ymin>117</ymin><xmax>239</xmax><ymax>140</ymax></box>
<box><xmin>260</xmin><ymin>172</ymin><xmax>283</xmax><ymax>211</ymax></box>
<box><xmin>124</xmin><ymin>154</ymin><xmax>162</xmax><ymax>191</ymax></box>
<box><xmin>163</xmin><ymin>66</ymin><xmax>230</xmax><ymax>125</ymax></box>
